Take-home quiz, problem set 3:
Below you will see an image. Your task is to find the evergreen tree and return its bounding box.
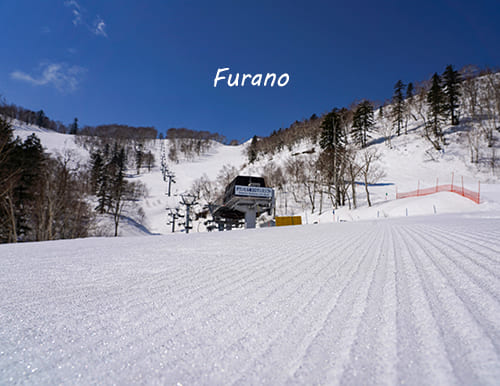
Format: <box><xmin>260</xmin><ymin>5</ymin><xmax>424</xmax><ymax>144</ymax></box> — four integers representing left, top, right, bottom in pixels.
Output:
<box><xmin>247</xmin><ymin>135</ymin><xmax>259</xmax><ymax>163</ymax></box>
<box><xmin>351</xmin><ymin>101</ymin><xmax>374</xmax><ymax>148</ymax></box>
<box><xmin>1</xmin><ymin>117</ymin><xmax>93</xmax><ymax>243</ymax></box>
<box><xmin>95</xmin><ymin>145</ymin><xmax>111</xmax><ymax>214</ymax></box>
<box><xmin>426</xmin><ymin>73</ymin><xmax>447</xmax><ymax>149</ymax></box>
<box><xmin>391</xmin><ymin>80</ymin><xmax>406</xmax><ymax>136</ymax></box>
<box><xmin>13</xmin><ymin>134</ymin><xmax>45</xmax><ymax>239</ymax></box>
<box><xmin>319</xmin><ymin>109</ymin><xmax>344</xmax><ymax>151</ymax></box>
<box><xmin>0</xmin><ymin>121</ymin><xmax>45</xmax><ymax>242</ymax></box>
<box><xmin>90</xmin><ymin>150</ymin><xmax>104</xmax><ymax>194</ymax></box>
<box><xmin>0</xmin><ymin>117</ymin><xmax>17</xmax><ymax>162</ymax></box>
<box><xmin>338</xmin><ymin>107</ymin><xmax>352</xmax><ymax>146</ymax></box>
<box><xmin>110</xmin><ymin>146</ymin><xmax>127</xmax><ymax>237</ymax></box>
<box><xmin>69</xmin><ymin>117</ymin><xmax>78</xmax><ymax>135</ymax></box>
<box><xmin>319</xmin><ymin>109</ymin><xmax>346</xmax><ymax>207</ymax></box>
<box><xmin>442</xmin><ymin>64</ymin><xmax>462</xmax><ymax>125</ymax></box>
<box><xmin>406</xmin><ymin>82</ymin><xmax>414</xmax><ymax>100</ymax></box>
<box><xmin>404</xmin><ymin>82</ymin><xmax>415</xmax><ymax>133</ymax></box>
<box><xmin>0</xmin><ymin>117</ymin><xmax>20</xmax><ymax>242</ymax></box>
<box><xmin>96</xmin><ymin>169</ymin><xmax>109</xmax><ymax>214</ymax></box>
<box><xmin>36</xmin><ymin>110</ymin><xmax>47</xmax><ymax>128</ymax></box>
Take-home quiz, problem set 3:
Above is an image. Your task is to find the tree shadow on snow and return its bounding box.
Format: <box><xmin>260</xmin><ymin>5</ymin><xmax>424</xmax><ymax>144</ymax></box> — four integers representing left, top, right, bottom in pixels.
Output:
<box><xmin>121</xmin><ymin>215</ymin><xmax>159</xmax><ymax>235</ymax></box>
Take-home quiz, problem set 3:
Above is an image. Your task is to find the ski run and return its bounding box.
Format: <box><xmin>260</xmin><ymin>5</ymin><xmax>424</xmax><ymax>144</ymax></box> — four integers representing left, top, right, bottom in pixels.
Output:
<box><xmin>1</xmin><ymin>213</ymin><xmax>500</xmax><ymax>385</ymax></box>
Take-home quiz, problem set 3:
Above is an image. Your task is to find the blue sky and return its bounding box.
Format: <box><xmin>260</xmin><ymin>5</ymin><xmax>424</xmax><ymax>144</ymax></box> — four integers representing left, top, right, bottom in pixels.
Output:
<box><xmin>0</xmin><ymin>0</ymin><xmax>498</xmax><ymax>141</ymax></box>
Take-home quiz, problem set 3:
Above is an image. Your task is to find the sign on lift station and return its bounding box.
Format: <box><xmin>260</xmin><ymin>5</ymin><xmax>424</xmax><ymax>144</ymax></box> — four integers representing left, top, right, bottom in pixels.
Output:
<box><xmin>234</xmin><ymin>185</ymin><xmax>274</xmax><ymax>198</ymax></box>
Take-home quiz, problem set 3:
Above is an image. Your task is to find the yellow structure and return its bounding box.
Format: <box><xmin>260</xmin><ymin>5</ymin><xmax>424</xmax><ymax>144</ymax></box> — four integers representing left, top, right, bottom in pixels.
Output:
<box><xmin>275</xmin><ymin>216</ymin><xmax>302</xmax><ymax>226</ymax></box>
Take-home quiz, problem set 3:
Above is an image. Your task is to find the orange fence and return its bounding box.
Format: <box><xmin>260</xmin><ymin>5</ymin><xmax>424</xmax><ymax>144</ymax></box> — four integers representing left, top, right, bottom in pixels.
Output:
<box><xmin>396</xmin><ymin>176</ymin><xmax>480</xmax><ymax>204</ymax></box>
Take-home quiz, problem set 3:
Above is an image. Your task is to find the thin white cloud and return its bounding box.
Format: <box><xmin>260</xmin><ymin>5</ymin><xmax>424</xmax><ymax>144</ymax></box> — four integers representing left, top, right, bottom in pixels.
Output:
<box><xmin>64</xmin><ymin>0</ymin><xmax>108</xmax><ymax>37</ymax></box>
<box><xmin>72</xmin><ymin>9</ymin><xmax>82</xmax><ymax>26</ymax></box>
<box><xmin>93</xmin><ymin>16</ymin><xmax>107</xmax><ymax>37</ymax></box>
<box><xmin>64</xmin><ymin>0</ymin><xmax>82</xmax><ymax>25</ymax></box>
<box><xmin>64</xmin><ymin>0</ymin><xmax>80</xmax><ymax>10</ymax></box>
<box><xmin>10</xmin><ymin>62</ymin><xmax>86</xmax><ymax>93</ymax></box>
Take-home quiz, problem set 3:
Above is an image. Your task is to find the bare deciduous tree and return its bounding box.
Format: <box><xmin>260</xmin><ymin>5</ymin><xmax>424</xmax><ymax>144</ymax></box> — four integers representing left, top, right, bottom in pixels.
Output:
<box><xmin>359</xmin><ymin>148</ymin><xmax>385</xmax><ymax>207</ymax></box>
<box><xmin>191</xmin><ymin>174</ymin><xmax>220</xmax><ymax>205</ymax></box>
<box><xmin>467</xmin><ymin>128</ymin><xmax>481</xmax><ymax>164</ymax></box>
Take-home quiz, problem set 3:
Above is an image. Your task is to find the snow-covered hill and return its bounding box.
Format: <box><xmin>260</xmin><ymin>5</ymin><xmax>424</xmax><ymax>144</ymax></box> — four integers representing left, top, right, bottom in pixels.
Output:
<box><xmin>10</xmin><ymin>107</ymin><xmax>500</xmax><ymax>236</ymax></box>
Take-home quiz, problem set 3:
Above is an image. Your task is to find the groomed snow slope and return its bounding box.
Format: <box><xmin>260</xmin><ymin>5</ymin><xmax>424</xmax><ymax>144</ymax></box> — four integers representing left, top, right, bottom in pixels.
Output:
<box><xmin>1</xmin><ymin>214</ymin><xmax>500</xmax><ymax>384</ymax></box>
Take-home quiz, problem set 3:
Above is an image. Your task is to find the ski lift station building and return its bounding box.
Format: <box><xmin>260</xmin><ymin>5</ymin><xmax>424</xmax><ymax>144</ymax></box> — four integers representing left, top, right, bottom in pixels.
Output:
<box><xmin>213</xmin><ymin>176</ymin><xmax>275</xmax><ymax>229</ymax></box>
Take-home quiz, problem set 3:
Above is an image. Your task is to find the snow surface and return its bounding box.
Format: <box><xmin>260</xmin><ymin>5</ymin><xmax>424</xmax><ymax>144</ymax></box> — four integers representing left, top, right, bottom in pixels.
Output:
<box><xmin>1</xmin><ymin>213</ymin><xmax>500</xmax><ymax>384</ymax></box>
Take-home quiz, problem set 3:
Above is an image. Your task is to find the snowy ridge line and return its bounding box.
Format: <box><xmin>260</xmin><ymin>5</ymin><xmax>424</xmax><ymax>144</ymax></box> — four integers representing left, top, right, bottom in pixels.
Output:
<box><xmin>397</xmin><ymin>225</ymin><xmax>500</xmax><ymax>383</ymax></box>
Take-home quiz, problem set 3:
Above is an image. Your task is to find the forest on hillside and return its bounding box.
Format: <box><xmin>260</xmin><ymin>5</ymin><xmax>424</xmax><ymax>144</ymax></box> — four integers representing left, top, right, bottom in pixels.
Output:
<box><xmin>1</xmin><ymin>64</ymin><xmax>499</xmax><ymax>242</ymax></box>
<box><xmin>189</xmin><ymin>65</ymin><xmax>499</xmax><ymax>218</ymax></box>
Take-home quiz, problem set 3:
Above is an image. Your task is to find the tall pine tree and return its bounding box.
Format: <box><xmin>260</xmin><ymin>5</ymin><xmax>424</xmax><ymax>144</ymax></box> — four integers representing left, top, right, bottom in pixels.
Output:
<box><xmin>319</xmin><ymin>108</ymin><xmax>344</xmax><ymax>151</ymax></box>
<box><xmin>319</xmin><ymin>108</ymin><xmax>346</xmax><ymax>207</ymax></box>
<box><xmin>247</xmin><ymin>135</ymin><xmax>258</xmax><ymax>163</ymax></box>
<box><xmin>95</xmin><ymin>145</ymin><xmax>111</xmax><ymax>214</ymax></box>
<box><xmin>90</xmin><ymin>150</ymin><xmax>104</xmax><ymax>194</ymax></box>
<box><xmin>392</xmin><ymin>80</ymin><xmax>406</xmax><ymax>136</ymax></box>
<box><xmin>0</xmin><ymin>117</ymin><xmax>20</xmax><ymax>242</ymax></box>
<box><xmin>13</xmin><ymin>134</ymin><xmax>45</xmax><ymax>239</ymax></box>
<box><xmin>442</xmin><ymin>64</ymin><xmax>462</xmax><ymax>125</ymax></box>
<box><xmin>110</xmin><ymin>146</ymin><xmax>127</xmax><ymax>237</ymax></box>
<box><xmin>426</xmin><ymin>73</ymin><xmax>447</xmax><ymax>149</ymax></box>
<box><xmin>351</xmin><ymin>100</ymin><xmax>374</xmax><ymax>148</ymax></box>
<box><xmin>406</xmin><ymin>82</ymin><xmax>414</xmax><ymax>100</ymax></box>
<box><xmin>69</xmin><ymin>118</ymin><xmax>78</xmax><ymax>135</ymax></box>
<box><xmin>404</xmin><ymin>82</ymin><xmax>415</xmax><ymax>133</ymax></box>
